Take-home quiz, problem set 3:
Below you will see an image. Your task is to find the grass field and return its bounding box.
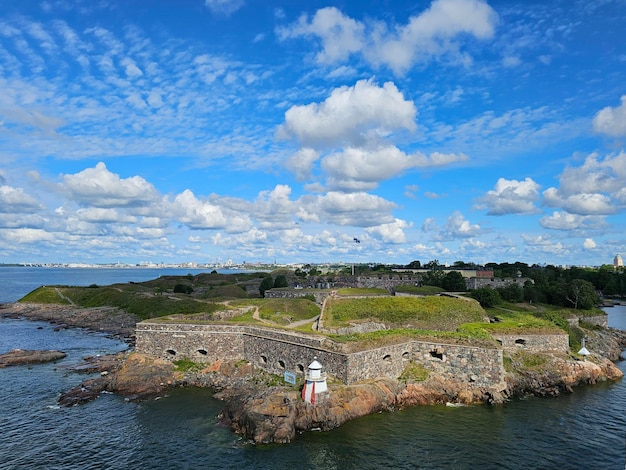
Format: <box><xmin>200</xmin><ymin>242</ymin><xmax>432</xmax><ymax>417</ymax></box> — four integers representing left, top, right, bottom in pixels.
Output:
<box><xmin>325</xmin><ymin>295</ymin><xmax>486</xmax><ymax>331</ymax></box>
<box><xmin>229</xmin><ymin>298</ymin><xmax>320</xmax><ymax>325</ymax></box>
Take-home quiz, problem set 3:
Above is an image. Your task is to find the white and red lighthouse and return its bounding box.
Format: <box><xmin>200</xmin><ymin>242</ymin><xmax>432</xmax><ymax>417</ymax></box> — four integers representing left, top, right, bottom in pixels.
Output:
<box><xmin>301</xmin><ymin>357</ymin><xmax>327</xmax><ymax>405</ymax></box>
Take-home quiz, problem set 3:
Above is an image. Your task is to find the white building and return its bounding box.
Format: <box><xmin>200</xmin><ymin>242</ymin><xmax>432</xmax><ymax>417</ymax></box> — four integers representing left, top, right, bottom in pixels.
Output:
<box><xmin>614</xmin><ymin>254</ymin><xmax>623</xmax><ymax>269</ymax></box>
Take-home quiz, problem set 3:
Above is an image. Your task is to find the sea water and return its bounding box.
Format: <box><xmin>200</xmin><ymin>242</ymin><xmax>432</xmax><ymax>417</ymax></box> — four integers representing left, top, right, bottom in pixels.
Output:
<box><xmin>0</xmin><ymin>267</ymin><xmax>625</xmax><ymax>469</ymax></box>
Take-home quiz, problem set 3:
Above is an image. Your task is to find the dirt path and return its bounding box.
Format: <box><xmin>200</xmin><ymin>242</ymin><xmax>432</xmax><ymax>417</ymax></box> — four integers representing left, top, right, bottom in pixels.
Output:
<box><xmin>54</xmin><ymin>288</ymin><xmax>76</xmax><ymax>306</ymax></box>
<box><xmin>288</xmin><ymin>315</ymin><xmax>319</xmax><ymax>329</ymax></box>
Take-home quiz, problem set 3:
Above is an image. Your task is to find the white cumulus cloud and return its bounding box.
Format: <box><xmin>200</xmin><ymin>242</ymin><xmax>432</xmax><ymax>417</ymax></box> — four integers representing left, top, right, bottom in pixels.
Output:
<box><xmin>0</xmin><ymin>185</ymin><xmax>44</xmax><ymax>213</ymax></box>
<box><xmin>277</xmin><ymin>7</ymin><xmax>364</xmax><ymax>64</ymax></box>
<box><xmin>539</xmin><ymin>211</ymin><xmax>606</xmax><ymax>231</ymax></box>
<box><xmin>475</xmin><ymin>177</ymin><xmax>541</xmax><ymax>215</ymax></box>
<box><xmin>593</xmin><ymin>95</ymin><xmax>626</xmax><ymax>137</ymax></box>
<box><xmin>542</xmin><ymin>151</ymin><xmax>626</xmax><ymax>216</ymax></box>
<box><xmin>307</xmin><ymin>191</ymin><xmax>396</xmax><ymax>227</ymax></box>
<box><xmin>278</xmin><ymin>79</ymin><xmax>416</xmax><ymax>148</ymax></box>
<box><xmin>322</xmin><ymin>146</ymin><xmax>468</xmax><ymax>191</ymax></box>
<box><xmin>543</xmin><ymin>188</ymin><xmax>616</xmax><ymax>216</ymax></box>
<box><xmin>279</xmin><ymin>0</ymin><xmax>498</xmax><ymax>75</ymax></box>
<box><xmin>60</xmin><ymin>162</ymin><xmax>159</xmax><ymax>208</ymax></box>
<box><xmin>366</xmin><ymin>218</ymin><xmax>411</xmax><ymax>243</ymax></box>
<box><xmin>583</xmin><ymin>238</ymin><xmax>597</xmax><ymax>249</ymax></box>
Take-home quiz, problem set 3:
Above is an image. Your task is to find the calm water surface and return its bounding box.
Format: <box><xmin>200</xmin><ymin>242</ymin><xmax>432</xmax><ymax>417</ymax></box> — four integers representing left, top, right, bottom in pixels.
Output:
<box><xmin>0</xmin><ymin>267</ymin><xmax>625</xmax><ymax>469</ymax></box>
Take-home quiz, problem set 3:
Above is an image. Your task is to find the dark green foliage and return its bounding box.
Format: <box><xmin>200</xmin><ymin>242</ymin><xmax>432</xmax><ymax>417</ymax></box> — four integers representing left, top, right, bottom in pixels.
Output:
<box><xmin>469</xmin><ymin>286</ymin><xmax>501</xmax><ymax>308</ymax></box>
<box><xmin>259</xmin><ymin>276</ymin><xmax>274</xmax><ymax>297</ymax></box>
<box><xmin>497</xmin><ymin>283</ymin><xmax>524</xmax><ymax>303</ymax></box>
<box><xmin>173</xmin><ymin>283</ymin><xmax>194</xmax><ymax>294</ymax></box>
<box><xmin>565</xmin><ymin>279</ymin><xmax>599</xmax><ymax>309</ymax></box>
<box><xmin>273</xmin><ymin>275</ymin><xmax>288</xmax><ymax>288</ymax></box>
<box><xmin>442</xmin><ymin>271</ymin><xmax>466</xmax><ymax>291</ymax></box>
<box><xmin>405</xmin><ymin>260</ymin><xmax>421</xmax><ymax>269</ymax></box>
<box><xmin>295</xmin><ymin>264</ymin><xmax>321</xmax><ymax>277</ymax></box>
<box><xmin>523</xmin><ymin>281</ymin><xmax>543</xmax><ymax>303</ymax></box>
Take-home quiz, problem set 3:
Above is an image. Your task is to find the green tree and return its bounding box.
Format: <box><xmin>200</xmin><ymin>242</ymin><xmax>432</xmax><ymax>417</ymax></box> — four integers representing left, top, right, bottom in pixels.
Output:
<box><xmin>470</xmin><ymin>286</ymin><xmax>501</xmax><ymax>308</ymax></box>
<box><xmin>442</xmin><ymin>271</ymin><xmax>466</xmax><ymax>291</ymax></box>
<box><xmin>173</xmin><ymin>283</ymin><xmax>193</xmax><ymax>294</ymax></box>
<box><xmin>497</xmin><ymin>283</ymin><xmax>524</xmax><ymax>303</ymax></box>
<box><xmin>422</xmin><ymin>260</ymin><xmax>444</xmax><ymax>287</ymax></box>
<box><xmin>523</xmin><ymin>280</ymin><xmax>543</xmax><ymax>303</ymax></box>
<box><xmin>259</xmin><ymin>276</ymin><xmax>274</xmax><ymax>297</ymax></box>
<box><xmin>566</xmin><ymin>279</ymin><xmax>599</xmax><ymax>310</ymax></box>
<box><xmin>309</xmin><ymin>267</ymin><xmax>322</xmax><ymax>276</ymax></box>
<box><xmin>273</xmin><ymin>275</ymin><xmax>288</xmax><ymax>288</ymax></box>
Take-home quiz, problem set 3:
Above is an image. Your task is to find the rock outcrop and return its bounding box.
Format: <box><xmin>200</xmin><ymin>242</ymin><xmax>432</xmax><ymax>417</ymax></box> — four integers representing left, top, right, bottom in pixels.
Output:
<box><xmin>58</xmin><ymin>352</ymin><xmax>177</xmax><ymax>406</ymax></box>
<box><xmin>218</xmin><ymin>378</ymin><xmax>402</xmax><ymax>444</ymax></box>
<box><xmin>504</xmin><ymin>354</ymin><xmax>623</xmax><ymax>398</ymax></box>
<box><xmin>0</xmin><ymin>302</ymin><xmax>138</xmax><ymax>341</ymax></box>
<box><xmin>0</xmin><ymin>348</ymin><xmax>66</xmax><ymax>367</ymax></box>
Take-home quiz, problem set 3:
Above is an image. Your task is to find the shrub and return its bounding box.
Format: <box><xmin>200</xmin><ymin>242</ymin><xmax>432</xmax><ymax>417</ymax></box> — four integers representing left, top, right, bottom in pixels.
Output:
<box><xmin>273</xmin><ymin>275</ymin><xmax>288</xmax><ymax>288</ymax></box>
<box><xmin>442</xmin><ymin>271</ymin><xmax>466</xmax><ymax>291</ymax></box>
<box><xmin>497</xmin><ymin>283</ymin><xmax>524</xmax><ymax>303</ymax></box>
<box><xmin>470</xmin><ymin>287</ymin><xmax>501</xmax><ymax>308</ymax></box>
<box><xmin>259</xmin><ymin>276</ymin><xmax>274</xmax><ymax>297</ymax></box>
<box><xmin>173</xmin><ymin>284</ymin><xmax>194</xmax><ymax>294</ymax></box>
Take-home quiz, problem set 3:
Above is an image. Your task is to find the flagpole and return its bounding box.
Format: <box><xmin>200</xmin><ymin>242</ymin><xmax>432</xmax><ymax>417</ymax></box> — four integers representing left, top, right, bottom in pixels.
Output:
<box><xmin>352</xmin><ymin>237</ymin><xmax>360</xmax><ymax>276</ymax></box>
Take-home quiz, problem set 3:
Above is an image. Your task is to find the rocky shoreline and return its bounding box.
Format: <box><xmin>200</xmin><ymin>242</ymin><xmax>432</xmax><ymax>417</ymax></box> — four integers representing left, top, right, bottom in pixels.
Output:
<box><xmin>2</xmin><ymin>302</ymin><xmax>625</xmax><ymax>444</ymax></box>
<box><xmin>0</xmin><ymin>302</ymin><xmax>138</xmax><ymax>342</ymax></box>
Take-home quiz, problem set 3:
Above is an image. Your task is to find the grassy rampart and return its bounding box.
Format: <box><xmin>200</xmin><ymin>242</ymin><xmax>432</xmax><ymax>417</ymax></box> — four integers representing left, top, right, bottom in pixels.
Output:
<box><xmin>325</xmin><ymin>295</ymin><xmax>486</xmax><ymax>330</ymax></box>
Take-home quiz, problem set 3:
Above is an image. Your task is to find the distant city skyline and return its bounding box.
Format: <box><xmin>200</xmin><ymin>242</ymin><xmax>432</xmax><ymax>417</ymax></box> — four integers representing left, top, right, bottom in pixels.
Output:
<box><xmin>1</xmin><ymin>0</ymin><xmax>625</xmax><ymax>267</ymax></box>
<box><xmin>5</xmin><ymin>253</ymin><xmax>622</xmax><ymax>270</ymax></box>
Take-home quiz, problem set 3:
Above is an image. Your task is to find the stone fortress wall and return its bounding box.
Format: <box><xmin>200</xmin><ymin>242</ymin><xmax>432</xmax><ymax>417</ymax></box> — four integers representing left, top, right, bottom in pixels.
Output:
<box><xmin>136</xmin><ymin>322</ymin><xmax>514</xmax><ymax>389</ymax></box>
<box><xmin>137</xmin><ymin>271</ymin><xmax>572</xmax><ymax>390</ymax></box>
<box><xmin>491</xmin><ymin>333</ymin><xmax>569</xmax><ymax>352</ymax></box>
<box><xmin>264</xmin><ymin>274</ymin><xmax>533</xmax><ymax>300</ymax></box>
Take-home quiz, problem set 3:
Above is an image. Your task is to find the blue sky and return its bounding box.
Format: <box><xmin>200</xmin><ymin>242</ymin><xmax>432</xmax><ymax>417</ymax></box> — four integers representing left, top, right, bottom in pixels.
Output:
<box><xmin>1</xmin><ymin>0</ymin><xmax>625</xmax><ymax>267</ymax></box>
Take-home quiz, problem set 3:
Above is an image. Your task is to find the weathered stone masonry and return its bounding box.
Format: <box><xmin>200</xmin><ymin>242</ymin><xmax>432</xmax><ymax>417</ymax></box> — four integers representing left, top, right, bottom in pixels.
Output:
<box><xmin>491</xmin><ymin>334</ymin><xmax>569</xmax><ymax>352</ymax></box>
<box><xmin>136</xmin><ymin>322</ymin><xmax>506</xmax><ymax>389</ymax></box>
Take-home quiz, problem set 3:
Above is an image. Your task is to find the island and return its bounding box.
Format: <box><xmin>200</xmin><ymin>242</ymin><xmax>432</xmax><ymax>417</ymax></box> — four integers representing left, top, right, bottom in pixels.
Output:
<box><xmin>1</xmin><ymin>267</ymin><xmax>625</xmax><ymax>444</ymax></box>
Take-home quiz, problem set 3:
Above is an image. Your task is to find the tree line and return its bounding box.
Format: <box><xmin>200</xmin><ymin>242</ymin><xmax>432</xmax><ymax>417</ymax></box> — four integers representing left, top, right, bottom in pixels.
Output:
<box><xmin>407</xmin><ymin>260</ymin><xmax>625</xmax><ymax>309</ymax></box>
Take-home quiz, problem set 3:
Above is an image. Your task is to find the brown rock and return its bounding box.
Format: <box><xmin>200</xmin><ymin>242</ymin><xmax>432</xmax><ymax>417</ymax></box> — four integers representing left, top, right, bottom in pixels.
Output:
<box><xmin>0</xmin><ymin>349</ymin><xmax>66</xmax><ymax>368</ymax></box>
<box><xmin>222</xmin><ymin>378</ymin><xmax>402</xmax><ymax>444</ymax></box>
<box><xmin>59</xmin><ymin>378</ymin><xmax>107</xmax><ymax>406</ymax></box>
<box><xmin>108</xmin><ymin>352</ymin><xmax>176</xmax><ymax>399</ymax></box>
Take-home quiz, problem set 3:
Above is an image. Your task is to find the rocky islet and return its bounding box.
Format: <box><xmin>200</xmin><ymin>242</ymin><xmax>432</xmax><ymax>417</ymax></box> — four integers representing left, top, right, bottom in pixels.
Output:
<box><xmin>1</xmin><ymin>301</ymin><xmax>625</xmax><ymax>444</ymax></box>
